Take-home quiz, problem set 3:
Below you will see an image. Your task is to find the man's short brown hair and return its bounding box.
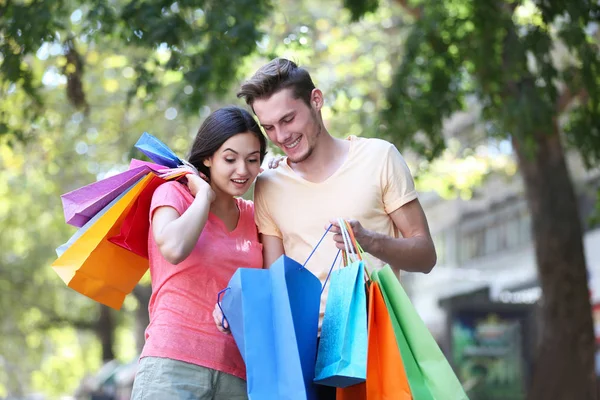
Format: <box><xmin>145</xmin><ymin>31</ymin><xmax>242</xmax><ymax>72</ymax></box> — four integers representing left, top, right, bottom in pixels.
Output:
<box><xmin>237</xmin><ymin>58</ymin><xmax>316</xmax><ymax>107</ymax></box>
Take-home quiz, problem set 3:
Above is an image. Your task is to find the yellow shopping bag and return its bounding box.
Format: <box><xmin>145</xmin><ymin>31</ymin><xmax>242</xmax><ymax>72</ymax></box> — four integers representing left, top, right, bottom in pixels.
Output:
<box><xmin>52</xmin><ymin>174</ymin><xmax>154</xmax><ymax>309</ymax></box>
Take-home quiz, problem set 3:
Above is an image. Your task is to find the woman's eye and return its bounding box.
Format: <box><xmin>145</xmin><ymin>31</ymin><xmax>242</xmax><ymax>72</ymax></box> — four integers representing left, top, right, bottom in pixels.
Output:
<box><xmin>248</xmin><ymin>159</ymin><xmax>259</xmax><ymax>163</ymax></box>
<box><xmin>225</xmin><ymin>159</ymin><xmax>236</xmax><ymax>163</ymax></box>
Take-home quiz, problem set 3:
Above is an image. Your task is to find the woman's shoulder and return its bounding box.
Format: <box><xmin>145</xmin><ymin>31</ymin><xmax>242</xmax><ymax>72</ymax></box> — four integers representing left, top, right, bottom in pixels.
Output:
<box><xmin>152</xmin><ymin>180</ymin><xmax>193</xmax><ymax>205</ymax></box>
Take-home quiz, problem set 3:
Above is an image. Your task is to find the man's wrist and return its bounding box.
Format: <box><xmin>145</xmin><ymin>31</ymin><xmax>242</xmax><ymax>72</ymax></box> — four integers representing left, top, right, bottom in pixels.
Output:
<box><xmin>360</xmin><ymin>229</ymin><xmax>379</xmax><ymax>255</ymax></box>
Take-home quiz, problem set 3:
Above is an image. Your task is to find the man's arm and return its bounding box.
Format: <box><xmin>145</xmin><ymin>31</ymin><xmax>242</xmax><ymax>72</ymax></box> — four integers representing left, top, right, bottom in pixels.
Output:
<box><xmin>261</xmin><ymin>234</ymin><xmax>285</xmax><ymax>269</ymax></box>
<box><xmin>330</xmin><ymin>199</ymin><xmax>436</xmax><ymax>274</ymax></box>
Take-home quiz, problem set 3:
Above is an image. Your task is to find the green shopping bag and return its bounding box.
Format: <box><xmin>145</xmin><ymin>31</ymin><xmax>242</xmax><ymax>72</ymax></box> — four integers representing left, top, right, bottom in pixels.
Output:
<box><xmin>377</xmin><ymin>266</ymin><xmax>469</xmax><ymax>400</ymax></box>
<box><xmin>371</xmin><ymin>270</ymin><xmax>434</xmax><ymax>400</ymax></box>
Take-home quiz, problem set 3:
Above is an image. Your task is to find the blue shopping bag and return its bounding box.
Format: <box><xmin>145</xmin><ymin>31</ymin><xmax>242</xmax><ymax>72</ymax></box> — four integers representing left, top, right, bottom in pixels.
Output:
<box><xmin>314</xmin><ymin>259</ymin><xmax>368</xmax><ymax>387</ymax></box>
<box><xmin>134</xmin><ymin>132</ymin><xmax>183</xmax><ymax>168</ymax></box>
<box><xmin>220</xmin><ymin>255</ymin><xmax>321</xmax><ymax>400</ymax></box>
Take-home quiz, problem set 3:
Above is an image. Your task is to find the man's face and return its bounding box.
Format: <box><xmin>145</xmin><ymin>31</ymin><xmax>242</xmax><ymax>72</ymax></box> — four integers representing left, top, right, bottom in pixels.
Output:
<box><xmin>252</xmin><ymin>88</ymin><xmax>322</xmax><ymax>163</ymax></box>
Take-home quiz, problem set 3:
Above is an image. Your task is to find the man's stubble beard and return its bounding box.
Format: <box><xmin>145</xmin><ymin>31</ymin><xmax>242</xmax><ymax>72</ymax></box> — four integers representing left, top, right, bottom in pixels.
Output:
<box><xmin>290</xmin><ymin>113</ymin><xmax>322</xmax><ymax>164</ymax></box>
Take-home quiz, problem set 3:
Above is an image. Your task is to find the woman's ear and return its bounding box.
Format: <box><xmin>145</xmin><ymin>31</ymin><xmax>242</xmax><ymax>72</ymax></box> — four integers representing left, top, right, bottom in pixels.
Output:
<box><xmin>203</xmin><ymin>158</ymin><xmax>212</xmax><ymax>168</ymax></box>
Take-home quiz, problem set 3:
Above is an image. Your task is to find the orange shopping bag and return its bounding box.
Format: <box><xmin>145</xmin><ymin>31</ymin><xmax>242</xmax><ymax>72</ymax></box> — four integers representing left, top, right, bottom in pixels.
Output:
<box><xmin>337</xmin><ymin>281</ymin><xmax>412</xmax><ymax>400</ymax></box>
<box><xmin>51</xmin><ymin>174</ymin><xmax>154</xmax><ymax>310</ymax></box>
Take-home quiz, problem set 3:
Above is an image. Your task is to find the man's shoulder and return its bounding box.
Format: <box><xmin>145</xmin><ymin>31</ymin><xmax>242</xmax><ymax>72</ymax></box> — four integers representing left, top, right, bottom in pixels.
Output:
<box><xmin>255</xmin><ymin>163</ymin><xmax>290</xmax><ymax>191</ymax></box>
<box><xmin>350</xmin><ymin>136</ymin><xmax>396</xmax><ymax>157</ymax></box>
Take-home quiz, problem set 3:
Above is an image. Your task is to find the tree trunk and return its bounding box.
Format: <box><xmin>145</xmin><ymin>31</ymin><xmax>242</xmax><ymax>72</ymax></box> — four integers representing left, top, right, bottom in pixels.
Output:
<box><xmin>96</xmin><ymin>305</ymin><xmax>115</xmax><ymax>362</ymax></box>
<box><xmin>511</xmin><ymin>127</ymin><xmax>597</xmax><ymax>400</ymax></box>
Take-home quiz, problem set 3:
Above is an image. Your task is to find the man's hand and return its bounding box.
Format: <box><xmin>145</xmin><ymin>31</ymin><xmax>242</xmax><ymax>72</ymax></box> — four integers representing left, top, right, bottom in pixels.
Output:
<box><xmin>212</xmin><ymin>303</ymin><xmax>230</xmax><ymax>334</ymax></box>
<box><xmin>328</xmin><ymin>200</ymin><xmax>437</xmax><ymax>274</ymax></box>
<box><xmin>328</xmin><ymin>219</ymin><xmax>373</xmax><ymax>253</ymax></box>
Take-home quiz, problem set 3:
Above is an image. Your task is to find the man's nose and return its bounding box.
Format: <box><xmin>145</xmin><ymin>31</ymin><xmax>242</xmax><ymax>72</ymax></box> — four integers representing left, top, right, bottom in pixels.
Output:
<box><xmin>275</xmin><ymin>127</ymin><xmax>292</xmax><ymax>144</ymax></box>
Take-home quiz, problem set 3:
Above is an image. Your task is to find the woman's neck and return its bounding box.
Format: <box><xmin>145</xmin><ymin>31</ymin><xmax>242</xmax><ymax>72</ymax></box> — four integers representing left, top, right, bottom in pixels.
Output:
<box><xmin>209</xmin><ymin>189</ymin><xmax>238</xmax><ymax>216</ymax></box>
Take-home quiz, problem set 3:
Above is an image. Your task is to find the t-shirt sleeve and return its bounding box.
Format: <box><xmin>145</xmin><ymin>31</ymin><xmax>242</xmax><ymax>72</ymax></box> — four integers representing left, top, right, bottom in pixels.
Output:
<box><xmin>381</xmin><ymin>144</ymin><xmax>418</xmax><ymax>214</ymax></box>
<box><xmin>149</xmin><ymin>181</ymin><xmax>190</xmax><ymax>221</ymax></box>
<box><xmin>253</xmin><ymin>176</ymin><xmax>283</xmax><ymax>238</ymax></box>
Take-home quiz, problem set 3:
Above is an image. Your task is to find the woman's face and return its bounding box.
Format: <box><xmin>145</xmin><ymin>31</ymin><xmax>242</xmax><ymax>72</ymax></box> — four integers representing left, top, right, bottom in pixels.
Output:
<box><xmin>204</xmin><ymin>132</ymin><xmax>262</xmax><ymax>198</ymax></box>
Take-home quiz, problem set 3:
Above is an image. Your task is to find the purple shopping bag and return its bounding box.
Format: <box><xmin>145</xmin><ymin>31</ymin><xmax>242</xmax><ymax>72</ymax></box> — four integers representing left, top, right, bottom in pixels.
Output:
<box><xmin>61</xmin><ymin>162</ymin><xmax>156</xmax><ymax>227</ymax></box>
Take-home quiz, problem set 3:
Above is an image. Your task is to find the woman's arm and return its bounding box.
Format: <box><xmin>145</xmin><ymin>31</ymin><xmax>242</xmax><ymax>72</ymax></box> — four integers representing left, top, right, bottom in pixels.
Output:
<box><xmin>152</xmin><ymin>175</ymin><xmax>215</xmax><ymax>264</ymax></box>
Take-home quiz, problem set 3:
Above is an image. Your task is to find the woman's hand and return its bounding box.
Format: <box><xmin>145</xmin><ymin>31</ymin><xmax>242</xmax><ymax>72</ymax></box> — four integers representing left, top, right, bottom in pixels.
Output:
<box><xmin>212</xmin><ymin>303</ymin><xmax>230</xmax><ymax>334</ymax></box>
<box><xmin>185</xmin><ymin>172</ymin><xmax>215</xmax><ymax>203</ymax></box>
<box><xmin>268</xmin><ymin>155</ymin><xmax>286</xmax><ymax>169</ymax></box>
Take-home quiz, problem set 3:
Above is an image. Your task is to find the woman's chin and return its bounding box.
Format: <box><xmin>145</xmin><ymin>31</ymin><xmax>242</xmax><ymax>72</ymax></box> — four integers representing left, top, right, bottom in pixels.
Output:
<box><xmin>226</xmin><ymin>185</ymin><xmax>250</xmax><ymax>197</ymax></box>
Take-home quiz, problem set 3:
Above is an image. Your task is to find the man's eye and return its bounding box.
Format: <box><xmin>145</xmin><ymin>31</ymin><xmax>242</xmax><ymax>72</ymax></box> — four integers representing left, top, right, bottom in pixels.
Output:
<box><xmin>283</xmin><ymin>117</ymin><xmax>294</xmax><ymax>123</ymax></box>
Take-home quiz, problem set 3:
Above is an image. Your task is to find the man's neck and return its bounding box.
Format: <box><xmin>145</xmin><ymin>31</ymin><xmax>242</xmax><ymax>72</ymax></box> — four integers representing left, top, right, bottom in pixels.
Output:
<box><xmin>289</xmin><ymin>131</ymin><xmax>350</xmax><ymax>183</ymax></box>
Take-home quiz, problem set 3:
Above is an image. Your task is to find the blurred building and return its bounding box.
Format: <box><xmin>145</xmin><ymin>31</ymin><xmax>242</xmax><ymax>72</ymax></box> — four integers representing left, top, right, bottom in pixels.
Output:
<box><xmin>404</xmin><ymin>118</ymin><xmax>600</xmax><ymax>399</ymax></box>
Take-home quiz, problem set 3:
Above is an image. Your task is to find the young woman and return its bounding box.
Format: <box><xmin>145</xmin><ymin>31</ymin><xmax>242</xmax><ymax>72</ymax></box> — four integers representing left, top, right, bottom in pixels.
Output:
<box><xmin>131</xmin><ymin>106</ymin><xmax>267</xmax><ymax>399</ymax></box>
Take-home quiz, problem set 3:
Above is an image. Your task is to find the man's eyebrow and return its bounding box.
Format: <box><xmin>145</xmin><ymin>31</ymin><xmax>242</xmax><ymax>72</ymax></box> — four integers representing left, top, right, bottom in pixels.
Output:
<box><xmin>278</xmin><ymin>112</ymin><xmax>295</xmax><ymax>123</ymax></box>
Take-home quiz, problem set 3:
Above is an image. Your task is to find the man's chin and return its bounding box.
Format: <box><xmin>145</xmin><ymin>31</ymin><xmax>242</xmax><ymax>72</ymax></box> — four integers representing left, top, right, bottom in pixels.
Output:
<box><xmin>287</xmin><ymin>148</ymin><xmax>312</xmax><ymax>164</ymax></box>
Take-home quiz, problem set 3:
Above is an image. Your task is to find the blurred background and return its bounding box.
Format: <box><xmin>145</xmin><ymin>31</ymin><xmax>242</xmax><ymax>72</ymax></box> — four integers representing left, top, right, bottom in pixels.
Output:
<box><xmin>1</xmin><ymin>0</ymin><xmax>600</xmax><ymax>399</ymax></box>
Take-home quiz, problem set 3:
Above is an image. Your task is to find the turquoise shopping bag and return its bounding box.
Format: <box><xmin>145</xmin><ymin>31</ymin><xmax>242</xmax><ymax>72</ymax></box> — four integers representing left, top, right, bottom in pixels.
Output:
<box><xmin>314</xmin><ymin>260</ymin><xmax>368</xmax><ymax>387</ymax></box>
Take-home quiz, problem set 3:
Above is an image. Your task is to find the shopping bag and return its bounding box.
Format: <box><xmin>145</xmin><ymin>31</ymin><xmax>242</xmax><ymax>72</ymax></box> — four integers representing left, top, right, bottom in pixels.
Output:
<box><xmin>377</xmin><ymin>266</ymin><xmax>468</xmax><ymax>399</ymax></box>
<box><xmin>134</xmin><ymin>132</ymin><xmax>183</xmax><ymax>168</ymax></box>
<box><xmin>128</xmin><ymin>158</ymin><xmax>167</xmax><ymax>171</ymax></box>
<box><xmin>51</xmin><ymin>174</ymin><xmax>154</xmax><ymax>310</ymax></box>
<box><xmin>335</xmin><ymin>280</ymin><xmax>412</xmax><ymax>400</ymax></box>
<box><xmin>61</xmin><ymin>164</ymin><xmax>153</xmax><ymax>227</ymax></box>
<box><xmin>107</xmin><ymin>174</ymin><xmax>170</xmax><ymax>258</ymax></box>
<box><xmin>366</xmin><ymin>281</ymin><xmax>412</xmax><ymax>398</ymax></box>
<box><xmin>314</xmin><ymin>259</ymin><xmax>368</xmax><ymax>387</ymax></box>
<box><xmin>372</xmin><ymin>269</ymin><xmax>434</xmax><ymax>399</ymax></box>
<box><xmin>56</xmin><ymin>180</ymin><xmax>140</xmax><ymax>257</ymax></box>
<box><xmin>220</xmin><ymin>255</ymin><xmax>321</xmax><ymax>400</ymax></box>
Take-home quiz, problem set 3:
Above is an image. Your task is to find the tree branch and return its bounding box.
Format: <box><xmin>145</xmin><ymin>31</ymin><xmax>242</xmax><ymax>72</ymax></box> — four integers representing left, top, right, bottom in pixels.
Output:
<box><xmin>556</xmin><ymin>86</ymin><xmax>588</xmax><ymax>114</ymax></box>
<box><xmin>36</xmin><ymin>316</ymin><xmax>96</xmax><ymax>331</ymax></box>
<box><xmin>394</xmin><ymin>0</ymin><xmax>422</xmax><ymax>19</ymax></box>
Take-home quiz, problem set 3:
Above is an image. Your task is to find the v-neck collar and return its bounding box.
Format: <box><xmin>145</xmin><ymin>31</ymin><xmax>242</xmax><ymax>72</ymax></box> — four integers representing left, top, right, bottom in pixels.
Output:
<box><xmin>208</xmin><ymin>198</ymin><xmax>242</xmax><ymax>235</ymax></box>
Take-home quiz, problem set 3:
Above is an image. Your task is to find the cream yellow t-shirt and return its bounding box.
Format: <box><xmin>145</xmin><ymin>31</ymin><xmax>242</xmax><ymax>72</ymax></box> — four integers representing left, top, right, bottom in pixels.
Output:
<box><xmin>254</xmin><ymin>135</ymin><xmax>418</xmax><ymax>322</ymax></box>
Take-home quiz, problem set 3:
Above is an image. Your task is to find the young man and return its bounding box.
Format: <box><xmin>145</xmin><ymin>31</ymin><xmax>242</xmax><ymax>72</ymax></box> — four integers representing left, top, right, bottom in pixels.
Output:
<box><xmin>218</xmin><ymin>58</ymin><xmax>436</xmax><ymax>399</ymax></box>
<box><xmin>240</xmin><ymin>58</ymin><xmax>436</xmax><ymax>276</ymax></box>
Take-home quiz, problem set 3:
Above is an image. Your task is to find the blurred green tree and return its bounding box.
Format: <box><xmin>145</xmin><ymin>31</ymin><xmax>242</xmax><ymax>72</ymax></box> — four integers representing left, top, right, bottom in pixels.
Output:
<box><xmin>0</xmin><ymin>0</ymin><xmax>272</xmax><ymax>141</ymax></box>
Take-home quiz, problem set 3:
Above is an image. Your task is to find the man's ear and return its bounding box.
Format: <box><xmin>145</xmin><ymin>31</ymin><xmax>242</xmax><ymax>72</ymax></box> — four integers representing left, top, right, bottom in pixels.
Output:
<box><xmin>310</xmin><ymin>88</ymin><xmax>324</xmax><ymax>111</ymax></box>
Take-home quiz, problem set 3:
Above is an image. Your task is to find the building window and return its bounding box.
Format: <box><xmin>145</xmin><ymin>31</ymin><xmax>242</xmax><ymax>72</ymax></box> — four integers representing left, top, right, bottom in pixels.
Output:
<box><xmin>458</xmin><ymin>201</ymin><xmax>531</xmax><ymax>264</ymax></box>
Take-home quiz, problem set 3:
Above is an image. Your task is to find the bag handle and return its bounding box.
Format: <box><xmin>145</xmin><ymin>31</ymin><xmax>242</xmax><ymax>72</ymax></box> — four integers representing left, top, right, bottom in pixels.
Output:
<box><xmin>217</xmin><ymin>287</ymin><xmax>230</xmax><ymax>331</ymax></box>
<box><xmin>339</xmin><ymin>218</ymin><xmax>361</xmax><ymax>263</ymax></box>
<box><xmin>218</xmin><ymin>224</ymin><xmax>337</xmax><ymax>328</ymax></box>
<box><xmin>303</xmin><ymin>223</ymin><xmax>333</xmax><ymax>268</ymax></box>
<box><xmin>340</xmin><ymin>219</ymin><xmax>372</xmax><ymax>282</ymax></box>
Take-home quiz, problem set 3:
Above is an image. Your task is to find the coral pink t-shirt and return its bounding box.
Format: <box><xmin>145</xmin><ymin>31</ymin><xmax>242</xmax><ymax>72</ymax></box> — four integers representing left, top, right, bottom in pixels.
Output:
<box><xmin>140</xmin><ymin>181</ymin><xmax>263</xmax><ymax>379</ymax></box>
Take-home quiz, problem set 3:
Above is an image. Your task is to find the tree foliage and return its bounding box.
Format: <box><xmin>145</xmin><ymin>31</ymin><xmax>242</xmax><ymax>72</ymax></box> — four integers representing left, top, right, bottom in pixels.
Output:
<box><xmin>0</xmin><ymin>0</ymin><xmax>272</xmax><ymax>140</ymax></box>
<box><xmin>376</xmin><ymin>0</ymin><xmax>600</xmax><ymax>163</ymax></box>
